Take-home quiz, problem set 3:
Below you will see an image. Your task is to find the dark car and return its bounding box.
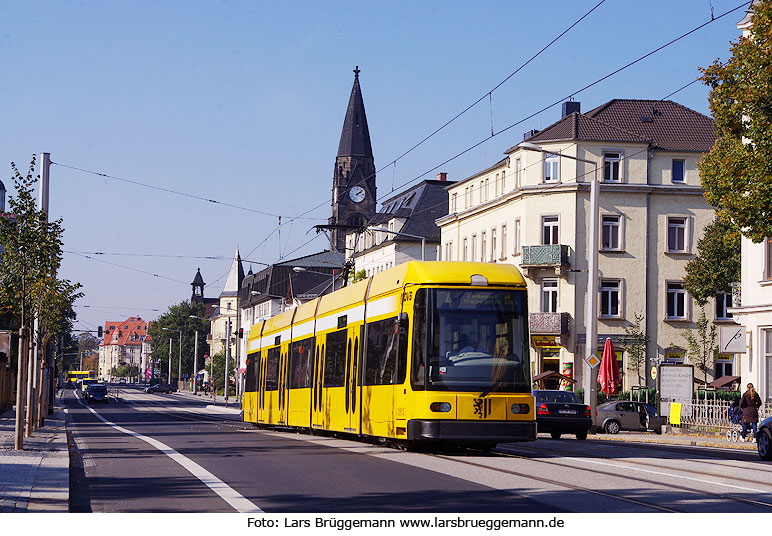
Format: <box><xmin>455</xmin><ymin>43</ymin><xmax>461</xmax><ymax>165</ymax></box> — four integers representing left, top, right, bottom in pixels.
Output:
<box><xmin>757</xmin><ymin>416</ymin><xmax>772</xmax><ymax>461</ymax></box>
<box><xmin>85</xmin><ymin>384</ymin><xmax>109</xmax><ymax>403</ymax></box>
<box><xmin>533</xmin><ymin>390</ymin><xmax>593</xmax><ymax>440</ymax></box>
<box><xmin>144</xmin><ymin>383</ymin><xmax>175</xmax><ymax>394</ymax></box>
<box><xmin>595</xmin><ymin>400</ymin><xmax>665</xmax><ymax>434</ymax></box>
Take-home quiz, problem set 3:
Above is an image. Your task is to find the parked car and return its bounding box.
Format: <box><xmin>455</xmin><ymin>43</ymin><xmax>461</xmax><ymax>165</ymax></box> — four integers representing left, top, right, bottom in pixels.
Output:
<box><xmin>144</xmin><ymin>383</ymin><xmax>175</xmax><ymax>394</ymax></box>
<box><xmin>118</xmin><ymin>378</ymin><xmax>126</xmax><ymax>384</ymax></box>
<box><xmin>533</xmin><ymin>390</ymin><xmax>593</xmax><ymax>440</ymax></box>
<box><xmin>757</xmin><ymin>416</ymin><xmax>772</xmax><ymax>461</ymax></box>
<box><xmin>85</xmin><ymin>384</ymin><xmax>109</xmax><ymax>403</ymax></box>
<box><xmin>595</xmin><ymin>400</ymin><xmax>665</xmax><ymax>434</ymax></box>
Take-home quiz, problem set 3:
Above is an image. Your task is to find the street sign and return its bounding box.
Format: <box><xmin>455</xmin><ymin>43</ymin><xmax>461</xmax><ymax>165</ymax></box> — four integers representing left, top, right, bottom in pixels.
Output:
<box><xmin>719</xmin><ymin>325</ymin><xmax>745</xmax><ymax>354</ymax></box>
<box><xmin>650</xmin><ymin>366</ymin><xmax>658</xmax><ymax>381</ymax></box>
<box><xmin>145</xmin><ymin>369</ymin><xmax>152</xmax><ymax>379</ymax></box>
<box><xmin>584</xmin><ymin>354</ymin><xmax>600</xmax><ymax>368</ymax></box>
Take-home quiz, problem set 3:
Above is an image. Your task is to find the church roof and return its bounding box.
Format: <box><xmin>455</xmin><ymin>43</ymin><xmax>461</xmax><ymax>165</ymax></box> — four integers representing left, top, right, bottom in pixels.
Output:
<box><xmin>220</xmin><ymin>247</ymin><xmax>245</xmax><ymax>298</ymax></box>
<box><xmin>337</xmin><ymin>67</ymin><xmax>373</xmax><ymax>158</ymax></box>
<box><xmin>191</xmin><ymin>268</ymin><xmax>205</xmax><ymax>286</ymax></box>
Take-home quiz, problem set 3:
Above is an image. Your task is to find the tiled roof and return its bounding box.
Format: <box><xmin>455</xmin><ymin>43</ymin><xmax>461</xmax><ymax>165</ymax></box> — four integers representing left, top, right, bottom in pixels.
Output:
<box><xmin>337</xmin><ymin>69</ymin><xmax>373</xmax><ymax>158</ymax></box>
<box><xmin>510</xmin><ymin>99</ymin><xmax>716</xmax><ymax>153</ymax></box>
<box><xmin>101</xmin><ymin>316</ymin><xmax>148</xmax><ymax>347</ymax></box>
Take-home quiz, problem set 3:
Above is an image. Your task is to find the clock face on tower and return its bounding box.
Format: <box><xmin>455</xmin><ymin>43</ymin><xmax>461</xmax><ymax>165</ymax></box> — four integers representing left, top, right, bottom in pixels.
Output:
<box><xmin>349</xmin><ymin>185</ymin><xmax>366</xmax><ymax>203</ymax></box>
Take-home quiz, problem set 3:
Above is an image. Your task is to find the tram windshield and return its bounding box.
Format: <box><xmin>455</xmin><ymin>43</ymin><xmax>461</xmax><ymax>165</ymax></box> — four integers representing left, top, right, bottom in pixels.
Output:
<box><xmin>411</xmin><ymin>287</ymin><xmax>530</xmax><ymax>393</ymax></box>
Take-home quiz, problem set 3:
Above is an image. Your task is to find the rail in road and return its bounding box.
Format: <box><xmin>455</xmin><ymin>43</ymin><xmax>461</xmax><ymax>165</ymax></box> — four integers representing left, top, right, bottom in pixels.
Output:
<box><xmin>64</xmin><ymin>388</ymin><xmax>772</xmax><ymax>513</ymax></box>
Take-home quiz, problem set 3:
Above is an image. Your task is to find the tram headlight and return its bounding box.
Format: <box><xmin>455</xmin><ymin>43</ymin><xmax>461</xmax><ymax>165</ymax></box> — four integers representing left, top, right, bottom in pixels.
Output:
<box><xmin>430</xmin><ymin>402</ymin><xmax>452</xmax><ymax>412</ymax></box>
<box><xmin>511</xmin><ymin>403</ymin><xmax>530</xmax><ymax>415</ymax></box>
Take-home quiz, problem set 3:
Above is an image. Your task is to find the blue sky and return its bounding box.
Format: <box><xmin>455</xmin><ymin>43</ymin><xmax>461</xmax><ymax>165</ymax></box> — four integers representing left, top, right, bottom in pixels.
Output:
<box><xmin>0</xmin><ymin>0</ymin><xmax>750</xmax><ymax>333</ymax></box>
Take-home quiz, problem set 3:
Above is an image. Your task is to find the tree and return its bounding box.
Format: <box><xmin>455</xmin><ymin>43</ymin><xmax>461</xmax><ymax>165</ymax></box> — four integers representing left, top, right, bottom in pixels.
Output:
<box><xmin>111</xmin><ymin>364</ymin><xmax>139</xmax><ymax>379</ymax></box>
<box><xmin>683</xmin><ymin>218</ymin><xmax>741</xmax><ymax>306</ymax></box>
<box><xmin>681</xmin><ymin>307</ymin><xmax>718</xmax><ymax>383</ymax></box>
<box><xmin>209</xmin><ymin>351</ymin><xmax>236</xmax><ymax>395</ymax></box>
<box><xmin>699</xmin><ymin>1</ymin><xmax>772</xmax><ymax>242</ymax></box>
<box><xmin>623</xmin><ymin>313</ymin><xmax>650</xmax><ymax>387</ymax></box>
<box><xmin>147</xmin><ymin>301</ymin><xmax>209</xmax><ymax>382</ymax></box>
<box><xmin>351</xmin><ymin>269</ymin><xmax>367</xmax><ymax>284</ymax></box>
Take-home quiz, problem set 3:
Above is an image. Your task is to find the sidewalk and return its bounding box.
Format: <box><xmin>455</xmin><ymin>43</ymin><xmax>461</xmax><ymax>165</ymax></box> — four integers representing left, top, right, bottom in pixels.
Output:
<box><xmin>590</xmin><ymin>429</ymin><xmax>759</xmax><ymax>451</ymax></box>
<box><xmin>0</xmin><ymin>404</ymin><xmax>69</xmax><ymax>512</ymax></box>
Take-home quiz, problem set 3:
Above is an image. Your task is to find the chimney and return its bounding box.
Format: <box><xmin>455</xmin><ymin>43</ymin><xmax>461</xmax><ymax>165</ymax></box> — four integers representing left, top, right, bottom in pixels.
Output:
<box><xmin>523</xmin><ymin>129</ymin><xmax>540</xmax><ymax>141</ymax></box>
<box><xmin>562</xmin><ymin>100</ymin><xmax>581</xmax><ymax>118</ymax></box>
<box><xmin>436</xmin><ymin>172</ymin><xmax>447</xmax><ymax>182</ymax></box>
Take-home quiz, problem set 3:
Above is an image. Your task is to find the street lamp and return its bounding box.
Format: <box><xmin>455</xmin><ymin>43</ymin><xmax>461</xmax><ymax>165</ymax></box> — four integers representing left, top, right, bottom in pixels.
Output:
<box><xmin>517</xmin><ymin>141</ymin><xmax>600</xmax><ymax>421</ymax></box>
<box><xmin>161</xmin><ymin>327</ymin><xmax>180</xmax><ymax>385</ymax></box>
<box><xmin>368</xmin><ymin>227</ymin><xmax>426</xmax><ymax>261</ymax></box>
<box><xmin>189</xmin><ymin>315</ymin><xmax>200</xmax><ymax>394</ymax></box>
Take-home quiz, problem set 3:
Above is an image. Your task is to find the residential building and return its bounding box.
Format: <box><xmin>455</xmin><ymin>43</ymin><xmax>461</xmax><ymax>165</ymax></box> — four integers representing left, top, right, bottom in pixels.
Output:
<box><xmin>437</xmin><ymin>98</ymin><xmax>717</xmax><ymax>391</ymax></box>
<box><xmin>209</xmin><ymin>248</ymin><xmax>245</xmax><ymax>360</ymax></box>
<box><xmin>98</xmin><ymin>316</ymin><xmax>149</xmax><ymax>382</ymax></box>
<box><xmin>346</xmin><ymin>173</ymin><xmax>454</xmax><ymax>276</ymax></box>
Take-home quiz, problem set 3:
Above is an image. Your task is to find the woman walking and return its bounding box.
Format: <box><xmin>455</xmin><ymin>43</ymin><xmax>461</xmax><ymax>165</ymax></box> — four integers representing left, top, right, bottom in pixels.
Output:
<box><xmin>740</xmin><ymin>383</ymin><xmax>763</xmax><ymax>442</ymax></box>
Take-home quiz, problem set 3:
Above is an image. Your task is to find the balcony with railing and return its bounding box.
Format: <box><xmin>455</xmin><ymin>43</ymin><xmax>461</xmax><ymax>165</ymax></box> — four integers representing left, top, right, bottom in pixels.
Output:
<box><xmin>520</xmin><ymin>244</ymin><xmax>570</xmax><ymax>278</ymax></box>
<box><xmin>529</xmin><ymin>312</ymin><xmax>571</xmax><ymax>336</ymax></box>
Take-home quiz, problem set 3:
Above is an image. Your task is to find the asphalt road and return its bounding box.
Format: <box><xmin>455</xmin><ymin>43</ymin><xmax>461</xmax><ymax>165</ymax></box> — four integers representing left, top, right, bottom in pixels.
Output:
<box><xmin>63</xmin><ymin>387</ymin><xmax>772</xmax><ymax>513</ymax></box>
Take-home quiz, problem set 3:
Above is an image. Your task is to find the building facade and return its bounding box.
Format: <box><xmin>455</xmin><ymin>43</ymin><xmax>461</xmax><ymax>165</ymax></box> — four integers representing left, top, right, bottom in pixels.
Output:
<box><xmin>98</xmin><ymin>316</ymin><xmax>149</xmax><ymax>382</ymax></box>
<box><xmin>209</xmin><ymin>248</ymin><xmax>245</xmax><ymax>361</ymax></box>
<box><xmin>437</xmin><ymin>99</ymin><xmax>719</xmax><ymax>391</ymax></box>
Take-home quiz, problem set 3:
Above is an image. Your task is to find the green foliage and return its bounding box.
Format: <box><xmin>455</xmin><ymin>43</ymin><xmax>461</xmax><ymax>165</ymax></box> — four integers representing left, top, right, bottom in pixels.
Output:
<box><xmin>623</xmin><ymin>313</ymin><xmax>650</xmax><ymax>386</ymax></box>
<box><xmin>684</xmin><ymin>219</ymin><xmax>741</xmax><ymax>306</ymax></box>
<box><xmin>680</xmin><ymin>307</ymin><xmax>718</xmax><ymax>382</ymax></box>
<box><xmin>208</xmin><ymin>351</ymin><xmax>236</xmax><ymax>394</ymax></box>
<box><xmin>0</xmin><ymin>156</ymin><xmax>82</xmax><ymax>352</ymax></box>
<box><xmin>699</xmin><ymin>2</ymin><xmax>772</xmax><ymax>242</ymax></box>
<box><xmin>147</xmin><ymin>300</ymin><xmax>209</xmax><ymax>382</ymax></box>
<box><xmin>110</xmin><ymin>364</ymin><xmax>139</xmax><ymax>378</ymax></box>
<box><xmin>352</xmin><ymin>269</ymin><xmax>367</xmax><ymax>284</ymax></box>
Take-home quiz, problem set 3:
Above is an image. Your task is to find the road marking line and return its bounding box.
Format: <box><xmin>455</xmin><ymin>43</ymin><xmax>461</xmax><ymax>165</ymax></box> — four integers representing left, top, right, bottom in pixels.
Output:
<box><xmin>76</xmin><ymin>396</ymin><xmax>263</xmax><ymax>513</ymax></box>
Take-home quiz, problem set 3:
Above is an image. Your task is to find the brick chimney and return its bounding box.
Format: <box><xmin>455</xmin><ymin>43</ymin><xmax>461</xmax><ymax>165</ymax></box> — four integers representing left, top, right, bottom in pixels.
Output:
<box><xmin>436</xmin><ymin>172</ymin><xmax>447</xmax><ymax>182</ymax></box>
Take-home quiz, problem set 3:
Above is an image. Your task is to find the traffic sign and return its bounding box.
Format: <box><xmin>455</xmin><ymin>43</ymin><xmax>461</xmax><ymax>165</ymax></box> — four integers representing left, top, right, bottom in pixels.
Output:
<box><xmin>585</xmin><ymin>354</ymin><xmax>600</xmax><ymax>368</ymax></box>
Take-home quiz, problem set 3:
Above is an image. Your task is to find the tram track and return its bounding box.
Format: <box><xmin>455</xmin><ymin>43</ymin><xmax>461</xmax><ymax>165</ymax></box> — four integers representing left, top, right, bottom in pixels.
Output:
<box><xmin>439</xmin><ymin>443</ymin><xmax>772</xmax><ymax>512</ymax></box>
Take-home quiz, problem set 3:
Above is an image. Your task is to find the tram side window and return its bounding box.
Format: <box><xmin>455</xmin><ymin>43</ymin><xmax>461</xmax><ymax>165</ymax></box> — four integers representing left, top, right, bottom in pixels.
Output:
<box><xmin>289</xmin><ymin>337</ymin><xmax>314</xmax><ymax>389</ymax></box>
<box><xmin>412</xmin><ymin>291</ymin><xmax>427</xmax><ymax>390</ymax></box>
<box><xmin>364</xmin><ymin>316</ymin><xmax>407</xmax><ymax>386</ymax></box>
<box><xmin>324</xmin><ymin>330</ymin><xmax>347</xmax><ymax>387</ymax></box>
<box><xmin>265</xmin><ymin>347</ymin><xmax>281</xmax><ymax>391</ymax></box>
<box><xmin>245</xmin><ymin>352</ymin><xmax>259</xmax><ymax>392</ymax></box>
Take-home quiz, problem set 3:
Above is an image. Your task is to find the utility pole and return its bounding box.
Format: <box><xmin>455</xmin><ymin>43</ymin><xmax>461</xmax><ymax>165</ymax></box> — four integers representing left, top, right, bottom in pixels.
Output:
<box><xmin>178</xmin><ymin>330</ymin><xmax>182</xmax><ymax>390</ymax></box>
<box><xmin>193</xmin><ymin>330</ymin><xmax>199</xmax><ymax>394</ymax></box>
<box><xmin>225</xmin><ymin>317</ymin><xmax>231</xmax><ymax>406</ymax></box>
<box><xmin>167</xmin><ymin>338</ymin><xmax>172</xmax><ymax>384</ymax></box>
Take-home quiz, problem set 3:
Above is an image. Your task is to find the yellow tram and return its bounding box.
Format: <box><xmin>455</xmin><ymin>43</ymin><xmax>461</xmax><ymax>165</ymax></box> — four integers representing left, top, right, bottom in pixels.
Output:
<box><xmin>243</xmin><ymin>261</ymin><xmax>536</xmax><ymax>447</ymax></box>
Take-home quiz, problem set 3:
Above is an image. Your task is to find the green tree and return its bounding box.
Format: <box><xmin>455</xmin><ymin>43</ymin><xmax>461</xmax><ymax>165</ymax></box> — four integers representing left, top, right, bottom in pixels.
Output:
<box><xmin>111</xmin><ymin>364</ymin><xmax>139</xmax><ymax>379</ymax></box>
<box><xmin>699</xmin><ymin>1</ymin><xmax>772</xmax><ymax>242</ymax></box>
<box><xmin>680</xmin><ymin>307</ymin><xmax>718</xmax><ymax>383</ymax></box>
<box><xmin>623</xmin><ymin>313</ymin><xmax>650</xmax><ymax>387</ymax></box>
<box><xmin>351</xmin><ymin>269</ymin><xmax>367</xmax><ymax>284</ymax></box>
<box><xmin>147</xmin><ymin>301</ymin><xmax>209</xmax><ymax>382</ymax></box>
<box><xmin>683</xmin><ymin>218</ymin><xmax>741</xmax><ymax>306</ymax></box>
<box><xmin>208</xmin><ymin>351</ymin><xmax>236</xmax><ymax>395</ymax></box>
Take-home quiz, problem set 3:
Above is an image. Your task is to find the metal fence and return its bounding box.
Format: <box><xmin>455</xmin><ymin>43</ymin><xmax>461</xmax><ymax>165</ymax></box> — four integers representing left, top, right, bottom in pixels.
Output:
<box><xmin>669</xmin><ymin>399</ymin><xmax>772</xmax><ymax>433</ymax></box>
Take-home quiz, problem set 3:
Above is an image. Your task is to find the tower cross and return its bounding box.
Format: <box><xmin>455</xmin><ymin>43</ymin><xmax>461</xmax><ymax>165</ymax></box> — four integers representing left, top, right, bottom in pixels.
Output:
<box><xmin>354</xmin><ymin>65</ymin><xmax>360</xmax><ymax>78</ymax></box>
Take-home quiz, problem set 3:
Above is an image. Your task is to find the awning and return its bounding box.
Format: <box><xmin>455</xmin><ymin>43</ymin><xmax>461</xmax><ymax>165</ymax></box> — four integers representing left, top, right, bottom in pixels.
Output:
<box><xmin>532</xmin><ymin>370</ymin><xmax>577</xmax><ymax>385</ymax></box>
<box><xmin>707</xmin><ymin>375</ymin><xmax>741</xmax><ymax>389</ymax></box>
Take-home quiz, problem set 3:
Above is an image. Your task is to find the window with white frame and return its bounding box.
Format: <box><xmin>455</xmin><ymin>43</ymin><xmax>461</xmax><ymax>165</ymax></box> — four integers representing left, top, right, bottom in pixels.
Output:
<box><xmin>495</xmin><ymin>173</ymin><xmax>499</xmax><ymax>197</ymax></box>
<box><xmin>602</xmin><ymin>214</ymin><xmax>622</xmax><ymax>251</ymax></box>
<box><xmin>465</xmin><ymin>187</ymin><xmax>470</xmax><ymax>208</ymax></box>
<box><xmin>515</xmin><ymin>157</ymin><xmax>521</xmax><ymax>188</ymax></box>
<box><xmin>672</xmin><ymin>159</ymin><xmax>685</xmax><ymax>183</ymax></box>
<box><xmin>513</xmin><ymin>219</ymin><xmax>521</xmax><ymax>256</ymax></box>
<box><xmin>765</xmin><ymin>237</ymin><xmax>772</xmax><ymax>281</ymax></box>
<box><xmin>471</xmin><ymin>234</ymin><xmax>477</xmax><ymax>262</ymax></box>
<box><xmin>600</xmin><ymin>280</ymin><xmax>621</xmax><ymax>318</ymax></box>
<box><xmin>491</xmin><ymin>229</ymin><xmax>497</xmax><ymax>262</ymax></box>
<box><xmin>481</xmin><ymin>232</ymin><xmax>487</xmax><ymax>262</ymax></box>
<box><xmin>666</xmin><ymin>282</ymin><xmax>687</xmax><ymax>320</ymax></box>
<box><xmin>715</xmin><ymin>292</ymin><xmax>733</xmax><ymax>320</ymax></box>
<box><xmin>501</xmin><ymin>170</ymin><xmax>506</xmax><ymax>192</ymax></box>
<box><xmin>462</xmin><ymin>237</ymin><xmax>468</xmax><ymax>261</ymax></box>
<box><xmin>485</xmin><ymin>178</ymin><xmax>490</xmax><ymax>201</ymax></box>
<box><xmin>667</xmin><ymin>216</ymin><xmax>688</xmax><ymax>252</ymax></box>
<box><xmin>501</xmin><ymin>224</ymin><xmax>508</xmax><ymax>260</ymax></box>
<box><xmin>764</xmin><ymin>329</ymin><xmax>772</xmax><ymax>401</ymax></box>
<box><xmin>541</xmin><ymin>279</ymin><xmax>558</xmax><ymax>313</ymax></box>
<box><xmin>451</xmin><ymin>193</ymin><xmax>457</xmax><ymax>213</ymax></box>
<box><xmin>479</xmin><ymin>181</ymin><xmax>484</xmax><ymax>203</ymax></box>
<box><xmin>542</xmin><ymin>215</ymin><xmax>559</xmax><ymax>245</ymax></box>
<box><xmin>714</xmin><ymin>354</ymin><xmax>734</xmax><ymax>378</ymax></box>
<box><xmin>544</xmin><ymin>154</ymin><xmax>559</xmax><ymax>183</ymax></box>
<box><xmin>445</xmin><ymin>241</ymin><xmax>453</xmax><ymax>261</ymax></box>
<box><xmin>603</xmin><ymin>152</ymin><xmax>622</xmax><ymax>182</ymax></box>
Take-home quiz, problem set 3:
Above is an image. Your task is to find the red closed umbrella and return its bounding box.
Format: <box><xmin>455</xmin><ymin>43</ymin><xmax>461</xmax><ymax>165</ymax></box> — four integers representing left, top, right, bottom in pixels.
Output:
<box><xmin>597</xmin><ymin>338</ymin><xmax>621</xmax><ymax>395</ymax></box>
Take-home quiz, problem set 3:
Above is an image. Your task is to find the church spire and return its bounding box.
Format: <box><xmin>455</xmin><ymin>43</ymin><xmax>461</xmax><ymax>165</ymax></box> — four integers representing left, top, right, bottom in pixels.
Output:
<box><xmin>337</xmin><ymin>66</ymin><xmax>373</xmax><ymax>158</ymax></box>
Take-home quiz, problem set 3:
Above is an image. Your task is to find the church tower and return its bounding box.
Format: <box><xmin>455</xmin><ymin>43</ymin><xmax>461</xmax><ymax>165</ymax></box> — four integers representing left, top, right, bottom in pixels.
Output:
<box><xmin>330</xmin><ymin>66</ymin><xmax>377</xmax><ymax>252</ymax></box>
<box><xmin>191</xmin><ymin>268</ymin><xmax>205</xmax><ymax>304</ymax></box>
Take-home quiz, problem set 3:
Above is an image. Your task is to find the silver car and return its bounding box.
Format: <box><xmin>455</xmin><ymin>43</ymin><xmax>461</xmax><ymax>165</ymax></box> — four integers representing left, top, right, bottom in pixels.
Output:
<box><xmin>595</xmin><ymin>400</ymin><xmax>665</xmax><ymax>434</ymax></box>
